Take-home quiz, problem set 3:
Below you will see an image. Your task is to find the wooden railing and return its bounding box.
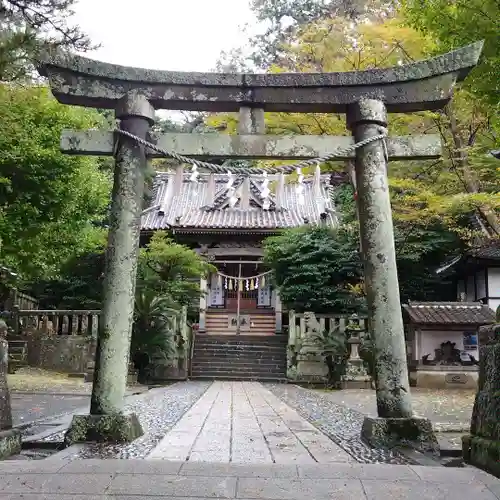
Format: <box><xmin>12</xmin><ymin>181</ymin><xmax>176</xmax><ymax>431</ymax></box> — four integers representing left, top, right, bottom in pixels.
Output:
<box><xmin>12</xmin><ymin>308</ymin><xmax>101</xmax><ymax>336</ymax></box>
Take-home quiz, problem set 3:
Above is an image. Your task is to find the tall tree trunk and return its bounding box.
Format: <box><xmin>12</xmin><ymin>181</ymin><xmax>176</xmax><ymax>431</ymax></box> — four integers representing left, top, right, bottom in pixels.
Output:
<box><xmin>444</xmin><ymin>104</ymin><xmax>500</xmax><ymax>237</ymax></box>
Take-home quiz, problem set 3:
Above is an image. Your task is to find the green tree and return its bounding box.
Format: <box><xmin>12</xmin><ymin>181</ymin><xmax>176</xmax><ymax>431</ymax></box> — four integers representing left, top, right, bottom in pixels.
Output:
<box><xmin>401</xmin><ymin>0</ymin><xmax>499</xmax><ymax>110</ymax></box>
<box><xmin>137</xmin><ymin>232</ymin><xmax>214</xmax><ymax>315</ymax></box>
<box><xmin>0</xmin><ymin>0</ymin><xmax>94</xmax><ymax>81</ymax></box>
<box><xmin>248</xmin><ymin>0</ymin><xmax>394</xmax><ymax>67</ymax></box>
<box><xmin>264</xmin><ymin>225</ymin><xmax>365</xmax><ymax>313</ymax></box>
<box><xmin>0</xmin><ymin>84</ymin><xmax>110</xmax><ymax>281</ymax></box>
<box><xmin>29</xmin><ymin>249</ymin><xmax>106</xmax><ymax>309</ymax></box>
<box><xmin>210</xmin><ymin>14</ymin><xmax>499</xmax><ymax>238</ymax></box>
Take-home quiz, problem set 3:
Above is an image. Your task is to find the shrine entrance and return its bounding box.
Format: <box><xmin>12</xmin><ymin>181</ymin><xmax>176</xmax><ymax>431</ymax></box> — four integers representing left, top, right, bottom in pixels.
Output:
<box><xmin>206</xmin><ymin>261</ymin><xmax>276</xmax><ymax>335</ymax></box>
<box><xmin>37</xmin><ymin>40</ymin><xmax>482</xmax><ymax>447</ymax></box>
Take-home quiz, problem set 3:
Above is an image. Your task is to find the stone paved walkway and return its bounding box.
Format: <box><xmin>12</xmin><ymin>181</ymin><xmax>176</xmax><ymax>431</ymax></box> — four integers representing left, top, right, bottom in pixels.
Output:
<box><xmin>149</xmin><ymin>381</ymin><xmax>352</xmax><ymax>463</ymax></box>
<box><xmin>0</xmin><ymin>458</ymin><xmax>499</xmax><ymax>499</ymax></box>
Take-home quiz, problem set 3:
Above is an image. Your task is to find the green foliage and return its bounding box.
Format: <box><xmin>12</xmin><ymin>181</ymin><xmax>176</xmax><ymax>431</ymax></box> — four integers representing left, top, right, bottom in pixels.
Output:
<box><xmin>312</xmin><ymin>327</ymin><xmax>350</xmax><ymax>387</ymax></box>
<box><xmin>248</xmin><ymin>0</ymin><xmax>394</xmax><ymax>67</ymax></box>
<box><xmin>29</xmin><ymin>249</ymin><xmax>106</xmax><ymax>309</ymax></box>
<box><xmin>401</xmin><ymin>0</ymin><xmax>500</xmax><ymax>109</ymax></box>
<box><xmin>337</xmin><ymin>183</ymin><xmax>460</xmax><ymax>302</ymax></box>
<box><xmin>265</xmin><ymin>182</ymin><xmax>458</xmax><ymax>312</ymax></box>
<box><xmin>264</xmin><ymin>225</ymin><xmax>365</xmax><ymax>314</ymax></box>
<box><xmin>138</xmin><ymin>231</ymin><xmax>215</xmax><ymax>314</ymax></box>
<box><xmin>131</xmin><ymin>290</ymin><xmax>178</xmax><ymax>363</ymax></box>
<box><xmin>0</xmin><ymin>0</ymin><xmax>93</xmax><ymax>82</ymax></box>
<box><xmin>0</xmin><ymin>84</ymin><xmax>111</xmax><ymax>281</ymax></box>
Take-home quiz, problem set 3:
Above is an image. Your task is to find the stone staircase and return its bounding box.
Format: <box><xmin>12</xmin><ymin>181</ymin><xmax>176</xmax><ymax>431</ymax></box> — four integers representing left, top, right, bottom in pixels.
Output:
<box><xmin>191</xmin><ymin>335</ymin><xmax>288</xmax><ymax>382</ymax></box>
<box><xmin>7</xmin><ymin>338</ymin><xmax>28</xmax><ymax>373</ymax></box>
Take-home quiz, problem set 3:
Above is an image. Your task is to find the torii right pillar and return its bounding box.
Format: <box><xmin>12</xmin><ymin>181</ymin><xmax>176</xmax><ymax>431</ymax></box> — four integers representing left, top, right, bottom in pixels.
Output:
<box><xmin>348</xmin><ymin>99</ymin><xmax>438</xmax><ymax>454</ymax></box>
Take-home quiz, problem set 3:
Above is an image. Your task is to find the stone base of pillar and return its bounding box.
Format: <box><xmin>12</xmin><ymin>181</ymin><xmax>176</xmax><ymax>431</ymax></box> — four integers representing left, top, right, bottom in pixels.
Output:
<box><xmin>462</xmin><ymin>435</ymin><xmax>500</xmax><ymax>478</ymax></box>
<box><xmin>64</xmin><ymin>413</ymin><xmax>143</xmax><ymax>445</ymax></box>
<box><xmin>342</xmin><ymin>378</ymin><xmax>372</xmax><ymax>389</ymax></box>
<box><xmin>342</xmin><ymin>358</ymin><xmax>372</xmax><ymax>389</ymax></box>
<box><xmin>0</xmin><ymin>429</ymin><xmax>21</xmax><ymax>459</ymax></box>
<box><xmin>296</xmin><ymin>357</ymin><xmax>328</xmax><ymax>382</ymax></box>
<box><xmin>361</xmin><ymin>416</ymin><xmax>439</xmax><ymax>455</ymax></box>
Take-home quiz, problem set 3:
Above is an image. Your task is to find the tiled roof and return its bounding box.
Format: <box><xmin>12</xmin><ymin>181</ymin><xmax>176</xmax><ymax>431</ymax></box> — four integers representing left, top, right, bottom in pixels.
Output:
<box><xmin>402</xmin><ymin>302</ymin><xmax>496</xmax><ymax>325</ymax></box>
<box><xmin>469</xmin><ymin>240</ymin><xmax>500</xmax><ymax>260</ymax></box>
<box><xmin>141</xmin><ymin>171</ymin><xmax>337</xmax><ymax>231</ymax></box>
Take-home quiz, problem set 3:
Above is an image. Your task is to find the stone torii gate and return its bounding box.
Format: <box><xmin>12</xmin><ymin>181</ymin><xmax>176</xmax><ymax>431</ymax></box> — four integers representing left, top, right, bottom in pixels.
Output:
<box><xmin>37</xmin><ymin>41</ymin><xmax>482</xmax><ymax>448</ymax></box>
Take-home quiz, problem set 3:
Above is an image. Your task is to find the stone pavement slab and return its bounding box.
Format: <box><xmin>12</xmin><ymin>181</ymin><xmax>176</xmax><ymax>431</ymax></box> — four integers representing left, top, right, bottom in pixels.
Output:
<box><xmin>0</xmin><ymin>459</ymin><xmax>499</xmax><ymax>499</ymax></box>
<box><xmin>148</xmin><ymin>381</ymin><xmax>352</xmax><ymax>464</ymax></box>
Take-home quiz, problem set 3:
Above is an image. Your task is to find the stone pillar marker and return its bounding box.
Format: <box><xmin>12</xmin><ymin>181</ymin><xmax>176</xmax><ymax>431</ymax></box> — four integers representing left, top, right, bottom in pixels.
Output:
<box><xmin>348</xmin><ymin>99</ymin><xmax>438</xmax><ymax>453</ymax></box>
<box><xmin>64</xmin><ymin>92</ymin><xmax>154</xmax><ymax>444</ymax></box>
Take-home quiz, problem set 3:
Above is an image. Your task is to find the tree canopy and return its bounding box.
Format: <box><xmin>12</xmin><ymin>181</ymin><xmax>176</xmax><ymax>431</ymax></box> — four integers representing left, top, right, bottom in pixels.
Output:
<box><xmin>401</xmin><ymin>0</ymin><xmax>499</xmax><ymax>110</ymax></box>
<box><xmin>0</xmin><ymin>0</ymin><xmax>93</xmax><ymax>81</ymax></box>
<box><xmin>0</xmin><ymin>84</ymin><xmax>110</xmax><ymax>281</ymax></box>
<box><xmin>211</xmin><ymin>9</ymin><xmax>499</xmax><ymax>240</ymax></box>
<box><xmin>264</xmin><ymin>225</ymin><xmax>365</xmax><ymax>314</ymax></box>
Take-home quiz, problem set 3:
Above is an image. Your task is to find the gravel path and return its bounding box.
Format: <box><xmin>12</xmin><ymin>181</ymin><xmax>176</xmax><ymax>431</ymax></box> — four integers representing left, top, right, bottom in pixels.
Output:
<box><xmin>266</xmin><ymin>384</ymin><xmax>413</xmax><ymax>465</ymax></box>
<box><xmin>47</xmin><ymin>381</ymin><xmax>211</xmax><ymax>459</ymax></box>
<box><xmin>314</xmin><ymin>387</ymin><xmax>474</xmax><ymax>431</ymax></box>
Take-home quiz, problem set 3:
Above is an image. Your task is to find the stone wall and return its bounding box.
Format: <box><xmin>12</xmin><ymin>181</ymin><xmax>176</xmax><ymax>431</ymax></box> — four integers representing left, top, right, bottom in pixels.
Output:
<box><xmin>25</xmin><ymin>332</ymin><xmax>96</xmax><ymax>374</ymax></box>
<box><xmin>409</xmin><ymin>365</ymin><xmax>478</xmax><ymax>389</ymax></box>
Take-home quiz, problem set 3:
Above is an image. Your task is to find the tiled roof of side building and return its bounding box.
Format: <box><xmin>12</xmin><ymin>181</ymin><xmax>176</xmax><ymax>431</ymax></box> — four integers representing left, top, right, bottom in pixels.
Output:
<box><xmin>141</xmin><ymin>171</ymin><xmax>338</xmax><ymax>231</ymax></box>
<box><xmin>402</xmin><ymin>302</ymin><xmax>496</xmax><ymax>326</ymax></box>
<box><xmin>469</xmin><ymin>240</ymin><xmax>500</xmax><ymax>260</ymax></box>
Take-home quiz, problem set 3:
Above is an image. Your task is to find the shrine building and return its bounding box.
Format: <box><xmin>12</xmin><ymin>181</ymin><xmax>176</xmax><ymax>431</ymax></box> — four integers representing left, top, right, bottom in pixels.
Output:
<box><xmin>140</xmin><ymin>165</ymin><xmax>336</xmax><ymax>336</ymax></box>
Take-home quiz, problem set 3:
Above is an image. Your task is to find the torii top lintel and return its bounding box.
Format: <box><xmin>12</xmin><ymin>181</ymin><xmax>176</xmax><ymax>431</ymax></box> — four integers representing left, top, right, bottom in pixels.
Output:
<box><xmin>37</xmin><ymin>42</ymin><xmax>483</xmax><ymax>114</ymax></box>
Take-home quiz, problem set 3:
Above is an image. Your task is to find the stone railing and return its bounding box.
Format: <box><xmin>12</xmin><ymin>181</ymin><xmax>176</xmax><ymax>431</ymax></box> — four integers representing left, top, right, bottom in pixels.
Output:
<box><xmin>288</xmin><ymin>311</ymin><xmax>367</xmax><ymax>346</ymax></box>
<box><xmin>11</xmin><ymin>308</ymin><xmax>101</xmax><ymax>337</ymax></box>
<box><xmin>287</xmin><ymin>311</ymin><xmax>370</xmax><ymax>385</ymax></box>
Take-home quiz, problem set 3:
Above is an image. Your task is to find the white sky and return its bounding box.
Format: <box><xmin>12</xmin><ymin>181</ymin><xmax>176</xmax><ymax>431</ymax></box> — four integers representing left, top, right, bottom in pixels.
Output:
<box><xmin>73</xmin><ymin>0</ymin><xmax>257</xmax><ymax>72</ymax></box>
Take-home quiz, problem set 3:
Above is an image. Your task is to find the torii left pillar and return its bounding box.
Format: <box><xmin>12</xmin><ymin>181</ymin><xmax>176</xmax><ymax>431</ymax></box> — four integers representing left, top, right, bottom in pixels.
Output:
<box><xmin>65</xmin><ymin>92</ymin><xmax>154</xmax><ymax>444</ymax></box>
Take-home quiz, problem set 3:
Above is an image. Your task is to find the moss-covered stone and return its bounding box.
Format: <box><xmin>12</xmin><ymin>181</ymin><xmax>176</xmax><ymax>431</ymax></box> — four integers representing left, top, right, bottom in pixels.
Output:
<box><xmin>463</xmin><ymin>324</ymin><xmax>500</xmax><ymax>478</ymax></box>
<box><xmin>463</xmin><ymin>435</ymin><xmax>500</xmax><ymax>478</ymax></box>
<box><xmin>64</xmin><ymin>413</ymin><xmax>143</xmax><ymax>445</ymax></box>
<box><xmin>361</xmin><ymin>416</ymin><xmax>439</xmax><ymax>455</ymax></box>
<box><xmin>0</xmin><ymin>429</ymin><xmax>21</xmax><ymax>459</ymax></box>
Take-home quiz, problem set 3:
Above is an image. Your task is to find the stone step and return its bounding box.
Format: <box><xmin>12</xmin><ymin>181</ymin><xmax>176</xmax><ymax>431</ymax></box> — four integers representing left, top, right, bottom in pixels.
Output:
<box><xmin>8</xmin><ymin>345</ymin><xmax>27</xmax><ymax>353</ymax></box>
<box><xmin>195</xmin><ymin>339</ymin><xmax>286</xmax><ymax>349</ymax></box>
<box><xmin>192</xmin><ymin>333</ymin><xmax>287</xmax><ymax>380</ymax></box>
<box><xmin>195</xmin><ymin>334</ymin><xmax>287</xmax><ymax>343</ymax></box>
<box><xmin>192</xmin><ymin>362</ymin><xmax>286</xmax><ymax>371</ymax></box>
<box><xmin>190</xmin><ymin>372</ymin><xmax>288</xmax><ymax>382</ymax></box>
<box><xmin>192</xmin><ymin>355</ymin><xmax>286</xmax><ymax>363</ymax></box>
<box><xmin>8</xmin><ymin>340</ymin><xmax>28</xmax><ymax>346</ymax></box>
<box><xmin>194</xmin><ymin>346</ymin><xmax>286</xmax><ymax>358</ymax></box>
<box><xmin>8</xmin><ymin>354</ymin><xmax>26</xmax><ymax>361</ymax></box>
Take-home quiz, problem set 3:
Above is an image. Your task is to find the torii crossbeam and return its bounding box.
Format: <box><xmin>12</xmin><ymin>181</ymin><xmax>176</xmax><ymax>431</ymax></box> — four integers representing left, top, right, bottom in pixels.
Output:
<box><xmin>37</xmin><ymin>41</ymin><xmax>483</xmax><ymax>449</ymax></box>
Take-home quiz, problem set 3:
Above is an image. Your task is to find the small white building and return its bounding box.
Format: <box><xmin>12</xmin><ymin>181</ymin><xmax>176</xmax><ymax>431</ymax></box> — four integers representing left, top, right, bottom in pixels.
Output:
<box><xmin>437</xmin><ymin>241</ymin><xmax>500</xmax><ymax>313</ymax></box>
<box><xmin>403</xmin><ymin>301</ymin><xmax>496</xmax><ymax>389</ymax></box>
